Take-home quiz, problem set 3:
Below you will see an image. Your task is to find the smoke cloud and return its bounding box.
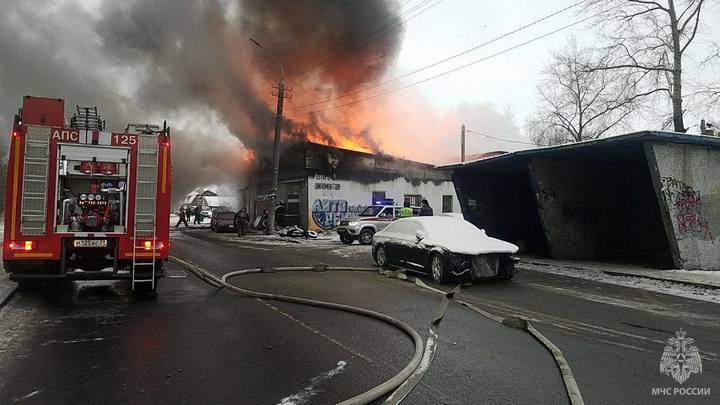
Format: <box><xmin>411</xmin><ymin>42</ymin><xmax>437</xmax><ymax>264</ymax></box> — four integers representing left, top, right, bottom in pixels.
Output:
<box><xmin>0</xmin><ymin>0</ymin><xmax>522</xmax><ymax>205</ymax></box>
<box><xmin>95</xmin><ymin>0</ymin><xmax>405</xmax><ymax>154</ymax></box>
<box><xmin>0</xmin><ymin>0</ymin><xmax>406</xmax><ymax>204</ymax></box>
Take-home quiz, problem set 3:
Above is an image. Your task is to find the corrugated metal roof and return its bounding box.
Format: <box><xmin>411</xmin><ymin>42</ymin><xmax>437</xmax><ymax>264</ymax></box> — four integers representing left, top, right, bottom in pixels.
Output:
<box><xmin>437</xmin><ymin>131</ymin><xmax>720</xmax><ymax>170</ymax></box>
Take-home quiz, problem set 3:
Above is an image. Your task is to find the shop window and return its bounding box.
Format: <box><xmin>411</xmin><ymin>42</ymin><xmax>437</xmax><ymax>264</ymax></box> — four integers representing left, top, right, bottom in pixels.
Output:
<box><xmin>442</xmin><ymin>195</ymin><xmax>453</xmax><ymax>213</ymax></box>
<box><xmin>404</xmin><ymin>194</ymin><xmax>422</xmax><ymax>207</ymax></box>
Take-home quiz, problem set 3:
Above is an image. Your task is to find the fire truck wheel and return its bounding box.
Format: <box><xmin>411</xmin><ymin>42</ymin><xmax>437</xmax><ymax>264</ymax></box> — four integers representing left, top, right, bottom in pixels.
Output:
<box><xmin>17</xmin><ymin>281</ymin><xmax>43</xmax><ymax>292</ymax></box>
<box><xmin>132</xmin><ymin>280</ymin><xmax>159</xmax><ymax>297</ymax></box>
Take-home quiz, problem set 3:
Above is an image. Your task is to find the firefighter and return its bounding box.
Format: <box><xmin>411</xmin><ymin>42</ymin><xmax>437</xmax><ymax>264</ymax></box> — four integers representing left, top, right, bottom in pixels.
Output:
<box><xmin>275</xmin><ymin>201</ymin><xmax>286</xmax><ymax>228</ymax></box>
<box><xmin>176</xmin><ymin>207</ymin><xmax>189</xmax><ymax>227</ymax></box>
<box><xmin>399</xmin><ymin>201</ymin><xmax>413</xmax><ymax>218</ymax></box>
<box><xmin>419</xmin><ymin>199</ymin><xmax>434</xmax><ymax>216</ymax></box>
<box><xmin>257</xmin><ymin>209</ymin><xmax>269</xmax><ymax>230</ymax></box>
<box><xmin>235</xmin><ymin>208</ymin><xmax>249</xmax><ymax>236</ymax></box>
<box><xmin>193</xmin><ymin>205</ymin><xmax>202</xmax><ymax>224</ymax></box>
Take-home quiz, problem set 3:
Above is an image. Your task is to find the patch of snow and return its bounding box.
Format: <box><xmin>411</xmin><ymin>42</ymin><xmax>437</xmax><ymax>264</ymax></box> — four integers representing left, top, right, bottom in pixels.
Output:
<box><xmin>276</xmin><ymin>361</ymin><xmax>347</xmax><ymax>405</ymax></box>
<box><xmin>521</xmin><ymin>263</ymin><xmax>720</xmax><ymax>304</ymax></box>
<box><xmin>606</xmin><ymin>268</ymin><xmax>720</xmax><ymax>288</ymax></box>
<box><xmin>14</xmin><ymin>390</ymin><xmax>40</xmax><ymax>402</ymax></box>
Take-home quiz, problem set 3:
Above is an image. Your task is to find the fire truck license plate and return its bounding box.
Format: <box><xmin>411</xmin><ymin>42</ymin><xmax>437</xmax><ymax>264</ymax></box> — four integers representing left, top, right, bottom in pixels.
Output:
<box><xmin>73</xmin><ymin>240</ymin><xmax>108</xmax><ymax>248</ymax></box>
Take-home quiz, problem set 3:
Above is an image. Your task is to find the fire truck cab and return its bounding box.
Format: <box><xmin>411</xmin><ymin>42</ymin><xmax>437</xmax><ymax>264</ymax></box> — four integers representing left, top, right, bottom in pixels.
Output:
<box><xmin>3</xmin><ymin>96</ymin><xmax>171</xmax><ymax>294</ymax></box>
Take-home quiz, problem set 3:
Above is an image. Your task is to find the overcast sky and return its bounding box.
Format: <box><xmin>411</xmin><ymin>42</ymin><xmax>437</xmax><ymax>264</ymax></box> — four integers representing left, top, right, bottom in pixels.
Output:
<box><xmin>391</xmin><ymin>0</ymin><xmax>720</xmax><ymax>155</ymax></box>
<box><xmin>1</xmin><ymin>0</ymin><xmax>718</xmax><ymax>198</ymax></box>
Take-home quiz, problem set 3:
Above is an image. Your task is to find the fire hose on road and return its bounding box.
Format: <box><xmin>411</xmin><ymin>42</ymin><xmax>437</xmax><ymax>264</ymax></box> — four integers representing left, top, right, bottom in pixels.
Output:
<box><xmin>380</xmin><ymin>269</ymin><xmax>585</xmax><ymax>405</ymax></box>
<box><xmin>170</xmin><ymin>256</ymin><xmax>426</xmax><ymax>405</ymax></box>
<box><xmin>171</xmin><ymin>256</ymin><xmax>584</xmax><ymax>405</ymax></box>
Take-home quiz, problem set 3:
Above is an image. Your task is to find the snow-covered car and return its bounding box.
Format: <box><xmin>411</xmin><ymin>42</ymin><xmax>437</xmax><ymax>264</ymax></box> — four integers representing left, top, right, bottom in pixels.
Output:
<box><xmin>210</xmin><ymin>211</ymin><xmax>236</xmax><ymax>232</ymax></box>
<box><xmin>372</xmin><ymin>216</ymin><xmax>519</xmax><ymax>283</ymax></box>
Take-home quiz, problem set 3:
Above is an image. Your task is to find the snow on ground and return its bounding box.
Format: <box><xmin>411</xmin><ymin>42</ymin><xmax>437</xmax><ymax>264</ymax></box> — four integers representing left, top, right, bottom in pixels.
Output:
<box><xmin>0</xmin><ymin>221</ymin><xmax>13</xmax><ymax>302</ymax></box>
<box><xmin>603</xmin><ymin>268</ymin><xmax>720</xmax><ymax>288</ymax></box>
<box><xmin>520</xmin><ymin>262</ymin><xmax>720</xmax><ymax>304</ymax></box>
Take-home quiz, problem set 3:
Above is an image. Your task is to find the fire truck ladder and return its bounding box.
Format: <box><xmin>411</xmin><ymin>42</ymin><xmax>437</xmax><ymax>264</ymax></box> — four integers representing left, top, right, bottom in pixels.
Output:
<box><xmin>132</xmin><ymin>133</ymin><xmax>159</xmax><ymax>291</ymax></box>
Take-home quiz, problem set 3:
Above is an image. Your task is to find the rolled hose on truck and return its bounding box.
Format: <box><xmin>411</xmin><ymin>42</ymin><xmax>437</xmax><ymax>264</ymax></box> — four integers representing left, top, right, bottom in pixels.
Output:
<box><xmin>171</xmin><ymin>256</ymin><xmax>584</xmax><ymax>405</ymax></box>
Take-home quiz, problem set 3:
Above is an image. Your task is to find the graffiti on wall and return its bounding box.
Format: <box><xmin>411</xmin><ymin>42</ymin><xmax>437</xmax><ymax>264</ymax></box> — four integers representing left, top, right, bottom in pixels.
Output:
<box><xmin>539</xmin><ymin>186</ymin><xmax>558</xmax><ymax>203</ymax></box>
<box><xmin>311</xmin><ymin>199</ymin><xmax>367</xmax><ymax>230</ymax></box>
<box><xmin>660</xmin><ymin>176</ymin><xmax>714</xmax><ymax>241</ymax></box>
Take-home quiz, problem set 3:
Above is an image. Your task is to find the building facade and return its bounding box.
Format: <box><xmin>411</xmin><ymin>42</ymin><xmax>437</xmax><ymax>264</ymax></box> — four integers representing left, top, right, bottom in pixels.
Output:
<box><xmin>247</xmin><ymin>142</ymin><xmax>460</xmax><ymax>232</ymax></box>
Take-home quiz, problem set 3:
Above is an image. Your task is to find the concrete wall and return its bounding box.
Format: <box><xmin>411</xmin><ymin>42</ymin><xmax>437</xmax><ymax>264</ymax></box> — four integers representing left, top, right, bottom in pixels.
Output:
<box><xmin>530</xmin><ymin>158</ymin><xmax>614</xmax><ymax>259</ymax></box>
<box><xmin>649</xmin><ymin>143</ymin><xmax>720</xmax><ymax>270</ymax></box>
<box><xmin>529</xmin><ymin>156</ymin><xmax>671</xmax><ymax>264</ymax></box>
<box><xmin>453</xmin><ymin>167</ymin><xmax>548</xmax><ymax>255</ymax></box>
<box><xmin>306</xmin><ymin>174</ymin><xmax>460</xmax><ymax>231</ymax></box>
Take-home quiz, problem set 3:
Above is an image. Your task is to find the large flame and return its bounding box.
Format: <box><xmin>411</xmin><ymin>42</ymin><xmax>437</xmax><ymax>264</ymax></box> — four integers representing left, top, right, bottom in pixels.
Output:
<box><xmin>294</xmin><ymin>125</ymin><xmax>374</xmax><ymax>153</ymax></box>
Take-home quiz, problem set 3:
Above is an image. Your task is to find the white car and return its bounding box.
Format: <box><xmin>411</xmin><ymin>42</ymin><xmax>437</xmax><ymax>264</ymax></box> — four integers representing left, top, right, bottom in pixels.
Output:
<box><xmin>372</xmin><ymin>216</ymin><xmax>519</xmax><ymax>283</ymax></box>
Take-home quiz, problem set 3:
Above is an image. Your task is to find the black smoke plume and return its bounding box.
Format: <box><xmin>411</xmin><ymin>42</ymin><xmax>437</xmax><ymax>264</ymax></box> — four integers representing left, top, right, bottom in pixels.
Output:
<box><xmin>0</xmin><ymin>0</ymin><xmax>404</xmax><ymax>204</ymax></box>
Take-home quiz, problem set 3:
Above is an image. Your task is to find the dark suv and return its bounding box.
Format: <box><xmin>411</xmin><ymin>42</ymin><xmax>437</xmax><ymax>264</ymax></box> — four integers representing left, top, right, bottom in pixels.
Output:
<box><xmin>211</xmin><ymin>211</ymin><xmax>236</xmax><ymax>233</ymax></box>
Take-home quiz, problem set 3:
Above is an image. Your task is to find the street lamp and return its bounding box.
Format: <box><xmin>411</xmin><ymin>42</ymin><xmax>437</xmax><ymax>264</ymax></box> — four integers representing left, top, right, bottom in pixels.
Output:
<box><xmin>250</xmin><ymin>38</ymin><xmax>285</xmax><ymax>235</ymax></box>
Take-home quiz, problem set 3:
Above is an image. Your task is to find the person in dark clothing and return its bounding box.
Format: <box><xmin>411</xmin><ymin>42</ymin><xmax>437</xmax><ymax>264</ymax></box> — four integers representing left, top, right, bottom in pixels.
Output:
<box><xmin>235</xmin><ymin>208</ymin><xmax>250</xmax><ymax>236</ymax></box>
<box><xmin>176</xmin><ymin>207</ymin><xmax>189</xmax><ymax>227</ymax></box>
<box><xmin>193</xmin><ymin>205</ymin><xmax>202</xmax><ymax>224</ymax></box>
<box><xmin>256</xmin><ymin>209</ymin><xmax>269</xmax><ymax>230</ymax></box>
<box><xmin>275</xmin><ymin>202</ymin><xmax>286</xmax><ymax>227</ymax></box>
<box><xmin>419</xmin><ymin>199</ymin><xmax>434</xmax><ymax>216</ymax></box>
<box><xmin>185</xmin><ymin>207</ymin><xmax>192</xmax><ymax>223</ymax></box>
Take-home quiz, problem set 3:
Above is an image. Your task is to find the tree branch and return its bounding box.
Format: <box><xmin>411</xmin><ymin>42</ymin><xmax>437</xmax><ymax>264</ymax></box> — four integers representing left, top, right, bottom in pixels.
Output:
<box><xmin>587</xmin><ymin>64</ymin><xmax>673</xmax><ymax>72</ymax></box>
<box><xmin>680</xmin><ymin>2</ymin><xmax>702</xmax><ymax>55</ymax></box>
<box><xmin>627</xmin><ymin>0</ymin><xmax>668</xmax><ymax>12</ymax></box>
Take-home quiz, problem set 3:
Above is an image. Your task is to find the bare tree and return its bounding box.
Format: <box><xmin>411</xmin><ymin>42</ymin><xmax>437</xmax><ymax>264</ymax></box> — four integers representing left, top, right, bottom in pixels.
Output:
<box><xmin>699</xmin><ymin>41</ymin><xmax>720</xmax><ymax>115</ymax></box>
<box><xmin>527</xmin><ymin>38</ymin><xmax>641</xmax><ymax>146</ymax></box>
<box><xmin>584</xmin><ymin>0</ymin><xmax>708</xmax><ymax>133</ymax></box>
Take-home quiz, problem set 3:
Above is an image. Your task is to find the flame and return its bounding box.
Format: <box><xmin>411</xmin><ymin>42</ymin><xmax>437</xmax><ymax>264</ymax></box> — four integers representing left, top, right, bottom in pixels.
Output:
<box><xmin>243</xmin><ymin>148</ymin><xmax>257</xmax><ymax>164</ymax></box>
<box><xmin>303</xmin><ymin>128</ymin><xmax>373</xmax><ymax>153</ymax></box>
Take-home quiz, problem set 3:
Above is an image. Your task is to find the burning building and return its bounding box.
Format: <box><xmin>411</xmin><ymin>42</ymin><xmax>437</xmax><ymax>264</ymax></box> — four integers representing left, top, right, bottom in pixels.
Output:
<box><xmin>247</xmin><ymin>141</ymin><xmax>460</xmax><ymax>231</ymax></box>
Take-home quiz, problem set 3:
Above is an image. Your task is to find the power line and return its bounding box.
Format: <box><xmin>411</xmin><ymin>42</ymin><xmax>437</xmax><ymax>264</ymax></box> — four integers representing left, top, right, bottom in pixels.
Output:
<box><xmin>289</xmin><ymin>0</ymin><xmax>587</xmax><ymax>111</ymax></box>
<box><xmin>288</xmin><ymin>0</ymin><xmax>444</xmax><ymax>81</ymax></box>
<box><xmin>465</xmin><ymin>129</ymin><xmax>537</xmax><ymax>146</ymax></box>
<box><xmin>286</xmin><ymin>9</ymin><xmax>606</xmax><ymax>118</ymax></box>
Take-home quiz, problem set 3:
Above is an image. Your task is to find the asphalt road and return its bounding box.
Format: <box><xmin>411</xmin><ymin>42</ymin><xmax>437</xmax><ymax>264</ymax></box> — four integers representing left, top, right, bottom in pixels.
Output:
<box><xmin>1</xmin><ymin>227</ymin><xmax>718</xmax><ymax>404</ymax></box>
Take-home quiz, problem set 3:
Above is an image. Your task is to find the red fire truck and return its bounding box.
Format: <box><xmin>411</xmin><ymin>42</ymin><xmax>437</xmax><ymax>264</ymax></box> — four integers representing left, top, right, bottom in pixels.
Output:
<box><xmin>3</xmin><ymin>96</ymin><xmax>171</xmax><ymax>294</ymax></box>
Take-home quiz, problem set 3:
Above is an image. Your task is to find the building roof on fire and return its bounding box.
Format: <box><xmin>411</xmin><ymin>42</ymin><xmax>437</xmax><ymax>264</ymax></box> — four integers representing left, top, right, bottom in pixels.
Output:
<box><xmin>256</xmin><ymin>141</ymin><xmax>452</xmax><ymax>184</ymax></box>
<box><xmin>438</xmin><ymin>131</ymin><xmax>720</xmax><ymax>170</ymax></box>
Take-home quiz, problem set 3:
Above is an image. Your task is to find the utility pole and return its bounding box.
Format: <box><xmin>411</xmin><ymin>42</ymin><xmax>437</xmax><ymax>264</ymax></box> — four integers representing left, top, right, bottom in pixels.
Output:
<box><xmin>267</xmin><ymin>79</ymin><xmax>285</xmax><ymax>234</ymax></box>
<box><xmin>461</xmin><ymin>124</ymin><xmax>466</xmax><ymax>163</ymax></box>
<box><xmin>250</xmin><ymin>38</ymin><xmax>291</xmax><ymax>235</ymax></box>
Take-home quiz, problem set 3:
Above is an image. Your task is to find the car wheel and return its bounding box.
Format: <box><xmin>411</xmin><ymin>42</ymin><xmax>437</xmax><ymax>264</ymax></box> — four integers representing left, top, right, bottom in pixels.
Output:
<box><xmin>358</xmin><ymin>229</ymin><xmax>374</xmax><ymax>245</ymax></box>
<box><xmin>429</xmin><ymin>254</ymin><xmax>446</xmax><ymax>283</ymax></box>
<box><xmin>374</xmin><ymin>245</ymin><xmax>389</xmax><ymax>267</ymax></box>
<box><xmin>499</xmin><ymin>264</ymin><xmax>515</xmax><ymax>280</ymax></box>
<box><xmin>340</xmin><ymin>235</ymin><xmax>354</xmax><ymax>244</ymax></box>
